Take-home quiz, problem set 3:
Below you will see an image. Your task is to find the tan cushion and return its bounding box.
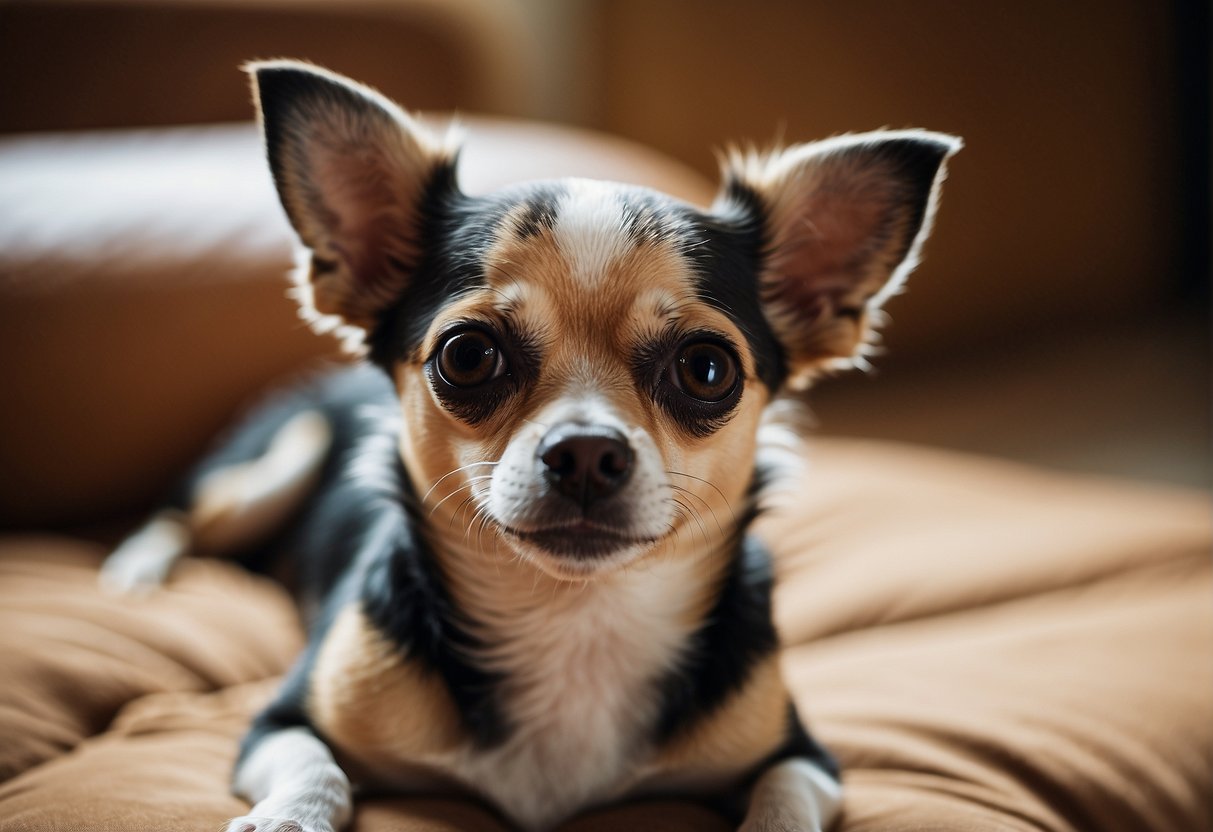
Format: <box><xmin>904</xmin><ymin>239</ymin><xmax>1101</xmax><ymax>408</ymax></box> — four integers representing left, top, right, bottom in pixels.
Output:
<box><xmin>0</xmin><ymin>536</ymin><xmax>302</xmax><ymax>782</ymax></box>
<box><xmin>0</xmin><ymin>440</ymin><xmax>1208</xmax><ymax>831</ymax></box>
<box><xmin>0</xmin><ymin>120</ymin><xmax>713</xmax><ymax>528</ymax></box>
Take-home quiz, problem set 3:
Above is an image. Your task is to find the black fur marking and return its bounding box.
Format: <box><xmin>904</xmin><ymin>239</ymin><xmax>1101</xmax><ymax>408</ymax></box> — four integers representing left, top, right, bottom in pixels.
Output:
<box><xmin>700</xmin><ymin>702</ymin><xmax>839</xmax><ymax>824</ymax></box>
<box><xmin>773</xmin><ymin>702</ymin><xmax>841</xmax><ymax>781</ymax></box>
<box><xmin>236</xmin><ymin>645</ymin><xmax>319</xmax><ymax>772</ymax></box>
<box><xmin>367</xmin><ymin>181</ymin><xmax>571</xmax><ymax>370</ymax></box>
<box><xmin>358</xmin><ymin>470</ymin><xmax>510</xmax><ymax>748</ymax></box>
<box><xmin>511</xmin><ymin>185</ymin><xmax>564</xmax><ymax>239</ymax></box>
<box><xmin>237</xmin><ymin>645</ymin><xmax>314</xmax><ymax>759</ymax></box>
<box><xmin>677</xmin><ymin>189</ymin><xmax>788</xmax><ymax>392</ymax></box>
<box><xmin>617</xmin><ymin>188</ymin><xmax>690</xmax><ymax>246</ymax></box>
<box><xmin>701</xmin><ymin>702</ymin><xmax>840</xmax><ymax>823</ymax></box>
<box><xmin>862</xmin><ymin>136</ymin><xmax>953</xmax><ymax>255</ymax></box>
<box><xmin>290</xmin><ymin>387</ymin><xmax>508</xmax><ymax>747</ymax></box>
<box><xmin>202</xmin><ymin>367</ymin><xmax>509</xmax><ymax>759</ymax></box>
<box><xmin>235</xmin><ymin>570</ymin><xmax>361</xmax><ymax>773</ymax></box>
<box><xmin>254</xmin><ymin>64</ymin><xmax>331</xmax><ymax>237</ymax></box>
<box><xmin>652</xmin><ymin>530</ymin><xmax>780</xmax><ymax>744</ymax></box>
<box><xmin>365</xmin><ymin>160</ymin><xmax>483</xmax><ymax>369</ymax></box>
<box><xmin>255</xmin><ymin>64</ymin><xmax>407</xmax><ymax>249</ymax></box>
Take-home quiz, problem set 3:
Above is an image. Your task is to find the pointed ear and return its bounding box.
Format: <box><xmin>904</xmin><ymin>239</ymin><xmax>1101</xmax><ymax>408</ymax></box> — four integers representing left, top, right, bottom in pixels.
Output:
<box><xmin>247</xmin><ymin>60</ymin><xmax>460</xmax><ymax>338</ymax></box>
<box><xmin>717</xmin><ymin>130</ymin><xmax>961</xmax><ymax>386</ymax></box>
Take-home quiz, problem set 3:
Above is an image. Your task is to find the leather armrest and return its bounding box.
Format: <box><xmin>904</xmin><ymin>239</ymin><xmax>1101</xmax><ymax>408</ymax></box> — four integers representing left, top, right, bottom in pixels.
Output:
<box><xmin>0</xmin><ymin>119</ymin><xmax>713</xmax><ymax>528</ymax></box>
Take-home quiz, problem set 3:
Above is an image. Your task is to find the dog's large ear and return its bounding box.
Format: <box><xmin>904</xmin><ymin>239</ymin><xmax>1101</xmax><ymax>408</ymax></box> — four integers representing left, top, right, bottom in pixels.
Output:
<box><xmin>247</xmin><ymin>60</ymin><xmax>460</xmax><ymax>336</ymax></box>
<box><xmin>717</xmin><ymin>131</ymin><xmax>960</xmax><ymax>387</ymax></box>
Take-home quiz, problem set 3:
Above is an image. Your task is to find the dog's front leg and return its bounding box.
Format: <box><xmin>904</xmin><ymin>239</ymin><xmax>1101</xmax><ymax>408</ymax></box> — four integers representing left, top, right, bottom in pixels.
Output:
<box><xmin>225</xmin><ymin>727</ymin><xmax>352</xmax><ymax>832</ymax></box>
<box><xmin>739</xmin><ymin>758</ymin><xmax>843</xmax><ymax>832</ymax></box>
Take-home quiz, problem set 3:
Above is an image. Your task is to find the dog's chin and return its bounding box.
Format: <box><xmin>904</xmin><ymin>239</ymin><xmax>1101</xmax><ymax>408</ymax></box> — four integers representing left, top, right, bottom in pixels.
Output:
<box><xmin>499</xmin><ymin>522</ymin><xmax>662</xmax><ymax>580</ymax></box>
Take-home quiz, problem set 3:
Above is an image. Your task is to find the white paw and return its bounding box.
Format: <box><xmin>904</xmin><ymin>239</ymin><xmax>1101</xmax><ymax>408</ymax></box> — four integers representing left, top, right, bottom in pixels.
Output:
<box><xmin>98</xmin><ymin>549</ymin><xmax>167</xmax><ymax>596</ymax></box>
<box><xmin>98</xmin><ymin>513</ymin><xmax>190</xmax><ymax>596</ymax></box>
<box><xmin>225</xmin><ymin>817</ymin><xmax>332</xmax><ymax>832</ymax></box>
<box><xmin>739</xmin><ymin>816</ymin><xmax>816</xmax><ymax>832</ymax></box>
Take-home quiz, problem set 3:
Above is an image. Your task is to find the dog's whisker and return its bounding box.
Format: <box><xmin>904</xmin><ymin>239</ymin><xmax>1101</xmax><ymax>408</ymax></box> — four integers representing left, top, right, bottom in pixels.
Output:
<box><xmin>449</xmin><ymin>494</ymin><xmax>479</xmax><ymax>530</ymax></box>
<box><xmin>466</xmin><ymin>504</ymin><xmax>494</xmax><ymax>546</ymax></box>
<box><xmin>422</xmin><ymin>461</ymin><xmax>499</xmax><ymax>503</ymax></box>
<box><xmin>468</xmin><ymin>504</ymin><xmax>486</xmax><ymax>550</ymax></box>
<box><xmin>427</xmin><ymin>475</ymin><xmax>495</xmax><ymax>519</ymax></box>
<box><xmin>667</xmin><ymin>504</ymin><xmax>691</xmax><ymax>554</ymax></box>
<box><xmin>671</xmin><ymin>496</ymin><xmax>708</xmax><ymax>546</ymax></box>
<box><xmin>669</xmin><ymin>483</ymin><xmax>726</xmax><ymax>537</ymax></box>
<box><xmin>428</xmin><ymin>481</ymin><xmax>478</xmax><ymax>517</ymax></box>
<box><xmin>666</xmin><ymin>470</ymin><xmax>737</xmax><ymax>522</ymax></box>
<box><xmin>428</xmin><ymin>483</ymin><xmax>473</xmax><ymax>518</ymax></box>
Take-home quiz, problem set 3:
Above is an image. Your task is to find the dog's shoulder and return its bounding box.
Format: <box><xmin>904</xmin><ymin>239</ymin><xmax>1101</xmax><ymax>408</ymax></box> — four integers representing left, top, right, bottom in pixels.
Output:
<box><xmin>299</xmin><ymin>440</ymin><xmax>510</xmax><ymax>758</ymax></box>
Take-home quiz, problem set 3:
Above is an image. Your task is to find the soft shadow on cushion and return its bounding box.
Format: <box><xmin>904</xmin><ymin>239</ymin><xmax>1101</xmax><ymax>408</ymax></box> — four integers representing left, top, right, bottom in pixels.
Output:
<box><xmin>0</xmin><ymin>537</ymin><xmax>302</xmax><ymax>781</ymax></box>
<box><xmin>760</xmin><ymin>439</ymin><xmax>1212</xmax><ymax>641</ymax></box>
<box><xmin>0</xmin><ymin>682</ymin><xmax>730</xmax><ymax>832</ymax></box>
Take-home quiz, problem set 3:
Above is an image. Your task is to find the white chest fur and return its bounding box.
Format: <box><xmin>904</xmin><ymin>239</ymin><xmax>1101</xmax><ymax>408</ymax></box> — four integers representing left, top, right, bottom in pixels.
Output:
<box><xmin>439</xmin><ymin>556</ymin><xmax>709</xmax><ymax>831</ymax></box>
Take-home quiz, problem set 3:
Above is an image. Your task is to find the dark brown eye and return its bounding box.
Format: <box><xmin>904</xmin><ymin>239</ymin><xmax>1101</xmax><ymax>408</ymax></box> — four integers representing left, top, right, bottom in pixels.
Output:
<box><xmin>671</xmin><ymin>341</ymin><xmax>739</xmax><ymax>402</ymax></box>
<box><xmin>436</xmin><ymin>329</ymin><xmax>506</xmax><ymax>388</ymax></box>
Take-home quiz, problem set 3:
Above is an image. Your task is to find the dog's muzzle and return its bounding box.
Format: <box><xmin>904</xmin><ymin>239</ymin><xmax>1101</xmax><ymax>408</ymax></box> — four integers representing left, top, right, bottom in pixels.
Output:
<box><xmin>537</xmin><ymin>422</ymin><xmax>633</xmax><ymax>510</ymax></box>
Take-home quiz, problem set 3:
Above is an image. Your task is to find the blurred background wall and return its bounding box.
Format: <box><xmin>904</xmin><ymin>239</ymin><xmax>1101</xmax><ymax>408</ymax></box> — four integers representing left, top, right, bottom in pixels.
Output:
<box><xmin>2</xmin><ymin>0</ymin><xmax>1208</xmax><ymax>487</ymax></box>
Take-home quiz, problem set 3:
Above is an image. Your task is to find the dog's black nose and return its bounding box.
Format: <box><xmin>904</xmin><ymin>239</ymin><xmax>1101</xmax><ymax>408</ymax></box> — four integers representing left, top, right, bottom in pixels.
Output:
<box><xmin>538</xmin><ymin>423</ymin><xmax>633</xmax><ymax>507</ymax></box>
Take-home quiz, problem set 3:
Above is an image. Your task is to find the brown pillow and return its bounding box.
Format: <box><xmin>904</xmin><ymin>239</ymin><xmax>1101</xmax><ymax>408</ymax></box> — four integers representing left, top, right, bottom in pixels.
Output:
<box><xmin>0</xmin><ymin>536</ymin><xmax>301</xmax><ymax>781</ymax></box>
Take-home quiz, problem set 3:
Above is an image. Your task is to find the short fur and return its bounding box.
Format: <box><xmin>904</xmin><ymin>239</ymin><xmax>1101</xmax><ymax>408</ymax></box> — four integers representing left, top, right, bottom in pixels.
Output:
<box><xmin>103</xmin><ymin>60</ymin><xmax>959</xmax><ymax>832</ymax></box>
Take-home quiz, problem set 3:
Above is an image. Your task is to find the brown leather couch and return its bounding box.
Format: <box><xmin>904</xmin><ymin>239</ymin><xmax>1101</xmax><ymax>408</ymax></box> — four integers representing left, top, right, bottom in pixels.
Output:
<box><xmin>1</xmin><ymin>2</ymin><xmax>1209</xmax><ymax>830</ymax></box>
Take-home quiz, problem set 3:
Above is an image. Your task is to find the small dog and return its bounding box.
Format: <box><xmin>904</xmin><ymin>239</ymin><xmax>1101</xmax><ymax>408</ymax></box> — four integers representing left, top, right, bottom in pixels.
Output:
<box><xmin>102</xmin><ymin>61</ymin><xmax>958</xmax><ymax>832</ymax></box>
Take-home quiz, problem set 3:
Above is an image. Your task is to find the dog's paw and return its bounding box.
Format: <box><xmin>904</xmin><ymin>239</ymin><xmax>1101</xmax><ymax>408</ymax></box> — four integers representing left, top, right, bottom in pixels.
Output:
<box><xmin>98</xmin><ymin>549</ymin><xmax>167</xmax><ymax>596</ymax></box>
<box><xmin>739</xmin><ymin>820</ymin><xmax>821</xmax><ymax>832</ymax></box>
<box><xmin>225</xmin><ymin>817</ymin><xmax>332</xmax><ymax>832</ymax></box>
<box><xmin>98</xmin><ymin>512</ymin><xmax>190</xmax><ymax>596</ymax></box>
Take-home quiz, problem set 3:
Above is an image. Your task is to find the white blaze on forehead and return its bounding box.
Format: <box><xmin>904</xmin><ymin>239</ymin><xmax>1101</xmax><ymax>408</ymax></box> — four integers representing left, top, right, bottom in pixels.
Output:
<box><xmin>552</xmin><ymin>179</ymin><xmax>632</xmax><ymax>284</ymax></box>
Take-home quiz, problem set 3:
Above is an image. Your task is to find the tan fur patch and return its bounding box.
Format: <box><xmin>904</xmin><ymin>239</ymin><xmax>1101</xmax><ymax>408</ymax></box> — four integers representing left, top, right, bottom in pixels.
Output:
<box><xmin>190</xmin><ymin>409</ymin><xmax>332</xmax><ymax>554</ymax></box>
<box><xmin>309</xmin><ymin>605</ymin><xmax>464</xmax><ymax>766</ymax></box>
<box><xmin>647</xmin><ymin>655</ymin><xmax>790</xmax><ymax>778</ymax></box>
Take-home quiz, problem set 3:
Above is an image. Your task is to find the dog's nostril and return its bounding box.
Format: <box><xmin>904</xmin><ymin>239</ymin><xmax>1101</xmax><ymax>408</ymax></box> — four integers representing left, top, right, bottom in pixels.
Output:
<box><xmin>537</xmin><ymin>423</ymin><xmax>634</xmax><ymax>506</ymax></box>
<box><xmin>545</xmin><ymin>449</ymin><xmax>577</xmax><ymax>477</ymax></box>
<box><xmin>600</xmin><ymin>449</ymin><xmax>627</xmax><ymax>478</ymax></box>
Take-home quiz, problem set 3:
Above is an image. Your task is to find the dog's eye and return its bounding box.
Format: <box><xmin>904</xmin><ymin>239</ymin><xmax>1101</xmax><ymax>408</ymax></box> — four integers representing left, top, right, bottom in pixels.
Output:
<box><xmin>670</xmin><ymin>341</ymin><xmax>739</xmax><ymax>402</ymax></box>
<box><xmin>436</xmin><ymin>329</ymin><xmax>507</xmax><ymax>388</ymax></box>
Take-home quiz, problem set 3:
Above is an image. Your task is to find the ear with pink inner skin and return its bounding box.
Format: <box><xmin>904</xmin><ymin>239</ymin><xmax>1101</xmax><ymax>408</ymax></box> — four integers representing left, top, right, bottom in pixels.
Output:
<box><xmin>716</xmin><ymin>131</ymin><xmax>961</xmax><ymax>387</ymax></box>
<box><xmin>248</xmin><ymin>60</ymin><xmax>461</xmax><ymax>342</ymax></box>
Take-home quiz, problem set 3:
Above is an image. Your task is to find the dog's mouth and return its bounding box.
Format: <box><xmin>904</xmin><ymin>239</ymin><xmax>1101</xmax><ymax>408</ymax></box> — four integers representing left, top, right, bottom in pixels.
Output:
<box><xmin>500</xmin><ymin>520</ymin><xmax>660</xmax><ymax>560</ymax></box>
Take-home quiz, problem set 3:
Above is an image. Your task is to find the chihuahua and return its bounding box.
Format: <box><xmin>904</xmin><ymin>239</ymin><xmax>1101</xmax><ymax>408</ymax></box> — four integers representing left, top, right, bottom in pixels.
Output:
<box><xmin>101</xmin><ymin>61</ymin><xmax>958</xmax><ymax>832</ymax></box>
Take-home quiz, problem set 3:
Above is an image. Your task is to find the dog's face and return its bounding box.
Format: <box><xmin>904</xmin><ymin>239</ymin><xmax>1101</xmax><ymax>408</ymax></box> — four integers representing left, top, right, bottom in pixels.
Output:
<box><xmin>251</xmin><ymin>61</ymin><xmax>958</xmax><ymax>579</ymax></box>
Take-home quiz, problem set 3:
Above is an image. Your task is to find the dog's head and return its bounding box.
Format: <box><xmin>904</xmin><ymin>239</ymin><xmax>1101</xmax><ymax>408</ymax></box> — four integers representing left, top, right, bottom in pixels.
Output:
<box><xmin>250</xmin><ymin>61</ymin><xmax>959</xmax><ymax>579</ymax></box>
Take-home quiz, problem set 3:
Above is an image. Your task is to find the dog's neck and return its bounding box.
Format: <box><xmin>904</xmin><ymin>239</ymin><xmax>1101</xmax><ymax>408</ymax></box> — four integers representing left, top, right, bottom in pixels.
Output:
<box><xmin>419</xmin><ymin>517</ymin><xmax>741</xmax><ymax>829</ymax></box>
<box><xmin>421</xmin><ymin>516</ymin><xmax>738</xmax><ymax>641</ymax></box>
